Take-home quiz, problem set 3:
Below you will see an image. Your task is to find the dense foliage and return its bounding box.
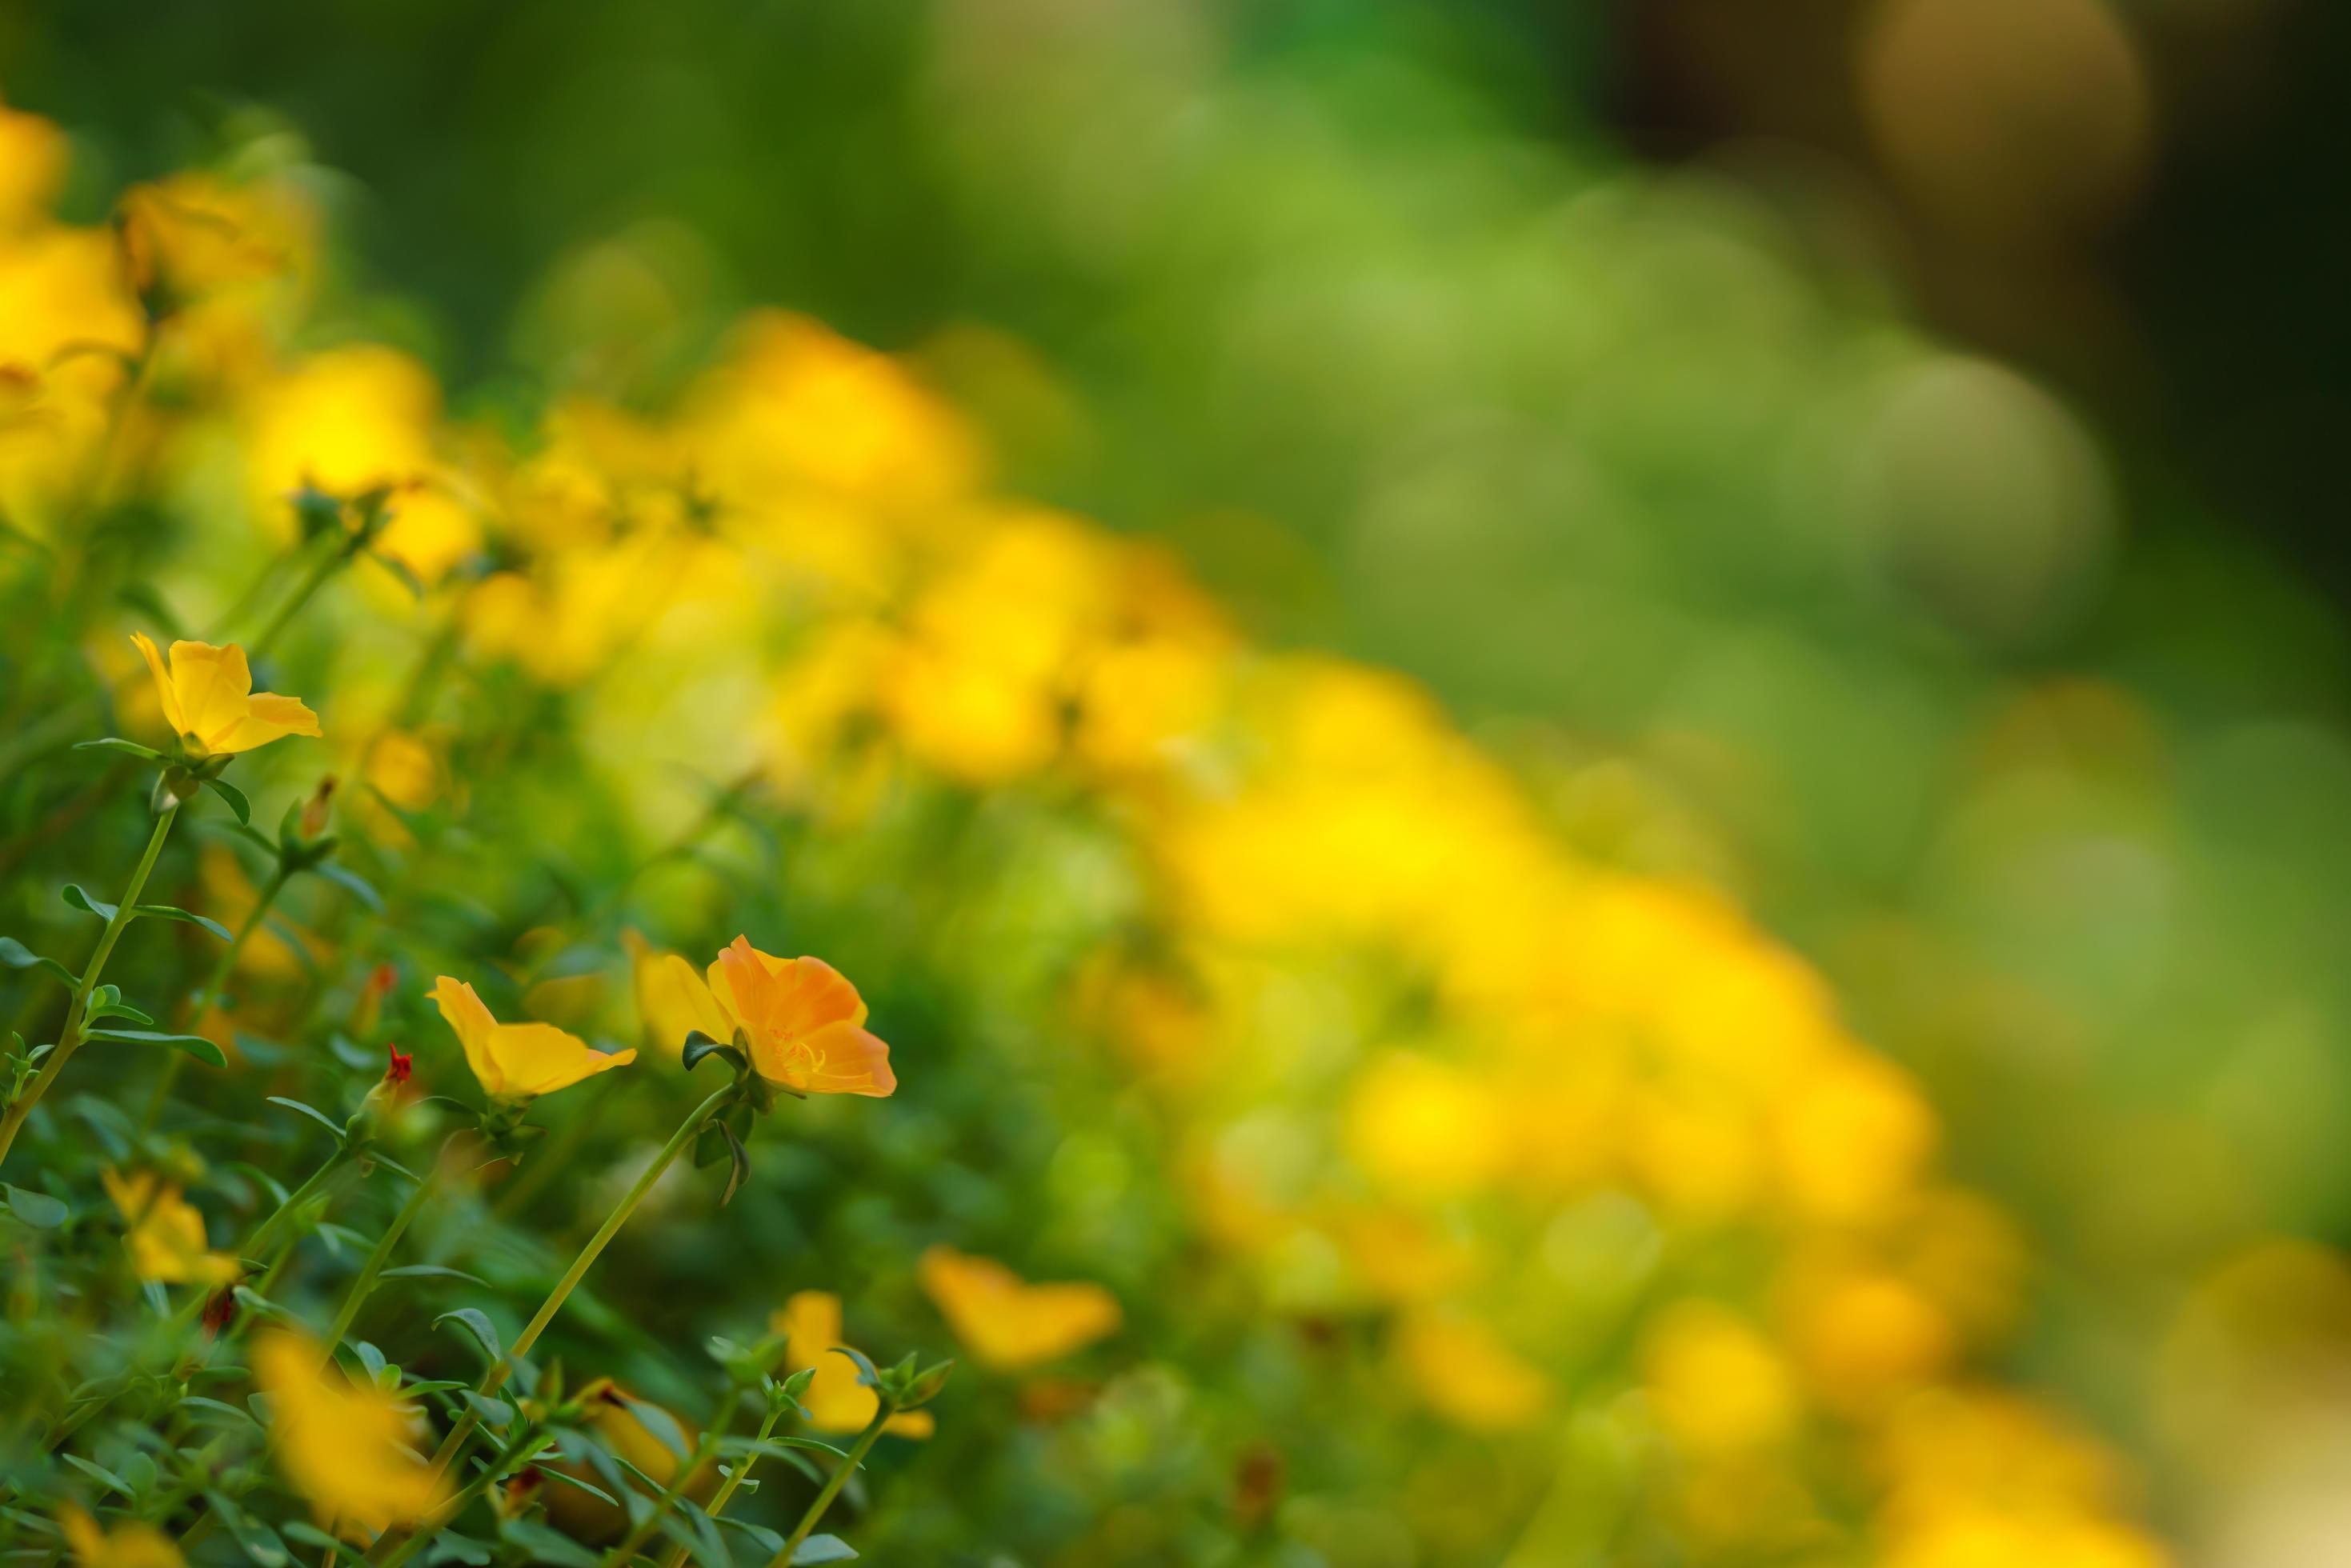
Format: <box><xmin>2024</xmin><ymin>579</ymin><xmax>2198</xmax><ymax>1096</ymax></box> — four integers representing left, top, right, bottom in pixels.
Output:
<box><xmin>0</xmin><ymin>100</ymin><xmax>2174</xmax><ymax>1566</ymax></box>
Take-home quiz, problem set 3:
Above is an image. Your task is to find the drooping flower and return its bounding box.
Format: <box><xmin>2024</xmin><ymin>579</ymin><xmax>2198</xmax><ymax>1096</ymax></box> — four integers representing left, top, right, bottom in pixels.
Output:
<box><xmin>917</xmin><ymin>1246</ymin><xmax>1120</xmax><ymax>1371</ymax></box>
<box><xmin>631</xmin><ymin>935</ymin><xmax>893</xmax><ymax>1096</ymax></box>
<box><xmin>430</xmin><ymin>976</ymin><xmax>634</xmax><ymax>1102</ymax></box>
<box><xmin>101</xmin><ymin>1169</ymin><xmax>238</xmax><ymax>1287</ymax></box>
<box><xmin>130</xmin><ymin>634</ymin><xmax>322</xmax><ymax>757</ymax></box>
<box><xmin>56</xmin><ymin>1506</ymin><xmax>186</xmax><ymax>1568</ymax></box>
<box><xmin>252</xmin><ymin>1330</ymin><xmax>447</xmax><ymax>1539</ymax></box>
<box><xmin>771</xmin><ymin>1291</ymin><xmax>933</xmax><ymax>1438</ymax></box>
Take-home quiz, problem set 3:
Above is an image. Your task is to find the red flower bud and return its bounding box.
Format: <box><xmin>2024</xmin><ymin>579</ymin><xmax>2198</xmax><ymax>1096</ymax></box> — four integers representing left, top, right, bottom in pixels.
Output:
<box><xmin>386</xmin><ymin>1044</ymin><xmax>413</xmax><ymax>1086</ymax></box>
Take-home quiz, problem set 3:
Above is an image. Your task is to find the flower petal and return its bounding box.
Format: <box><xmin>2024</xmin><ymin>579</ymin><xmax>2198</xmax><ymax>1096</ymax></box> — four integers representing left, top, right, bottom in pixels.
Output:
<box><xmin>794</xmin><ymin>1019</ymin><xmax>895</xmax><ymax>1097</ymax></box>
<box><xmin>213</xmin><ymin>691</ymin><xmax>322</xmax><ymax>754</ymax></box>
<box><xmin>130</xmin><ymin>631</ymin><xmax>182</xmax><ymax>736</ymax></box>
<box><xmin>431</xmin><ymin>975</ymin><xmax>504</xmax><ymax>1098</ymax></box>
<box><xmin>168</xmin><ymin>640</ymin><xmax>254</xmax><ymax>751</ymax></box>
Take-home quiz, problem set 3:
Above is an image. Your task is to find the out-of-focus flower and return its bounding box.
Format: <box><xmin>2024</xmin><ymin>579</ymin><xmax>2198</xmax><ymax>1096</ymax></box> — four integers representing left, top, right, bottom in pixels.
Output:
<box><xmin>771</xmin><ymin>1290</ymin><xmax>935</xmax><ymax>1438</ymax></box>
<box><xmin>1644</xmin><ymin>1301</ymin><xmax>1801</xmax><ymax>1454</ymax></box>
<box><xmin>130</xmin><ymin>634</ymin><xmax>321</xmax><ymax>758</ymax></box>
<box><xmin>541</xmin><ymin>1382</ymin><xmax>715</xmax><ymax>1543</ymax></box>
<box><xmin>101</xmin><ymin>1169</ymin><xmax>238</xmax><ymax>1287</ymax></box>
<box><xmin>0</xmin><ymin>101</ymin><xmax>67</xmax><ymax>229</ymax></box>
<box><xmin>430</xmin><ymin>976</ymin><xmax>634</xmax><ymax>1102</ymax></box>
<box><xmin>57</xmin><ymin>1507</ymin><xmax>185</xmax><ymax>1568</ymax></box>
<box><xmin>917</xmin><ymin>1246</ymin><xmax>1120</xmax><ymax>1370</ymax></box>
<box><xmin>383</xmin><ymin>1044</ymin><xmax>413</xmax><ymax>1086</ymax></box>
<box><xmin>1395</xmin><ymin>1309</ymin><xmax>1549</xmax><ymax>1433</ymax></box>
<box><xmin>252</xmin><ymin>1330</ymin><xmax>447</xmax><ymax>1539</ymax></box>
<box><xmin>640</xmin><ymin>937</ymin><xmax>894</xmax><ymax>1096</ymax></box>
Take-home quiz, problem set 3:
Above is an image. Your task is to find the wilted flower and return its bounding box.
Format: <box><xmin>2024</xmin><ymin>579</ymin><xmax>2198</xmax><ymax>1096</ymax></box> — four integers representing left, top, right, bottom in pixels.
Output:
<box><xmin>431</xmin><ymin>976</ymin><xmax>634</xmax><ymax>1102</ymax></box>
<box><xmin>100</xmin><ymin>1169</ymin><xmax>238</xmax><ymax>1286</ymax></box>
<box><xmin>917</xmin><ymin>1246</ymin><xmax>1120</xmax><ymax>1370</ymax></box>
<box><xmin>130</xmin><ymin>633</ymin><xmax>322</xmax><ymax>757</ymax></box>
<box><xmin>252</xmin><ymin>1330</ymin><xmax>447</xmax><ymax>1539</ymax></box>
<box><xmin>635</xmin><ymin>936</ymin><xmax>893</xmax><ymax>1096</ymax></box>
<box><xmin>771</xmin><ymin>1291</ymin><xmax>933</xmax><ymax>1438</ymax></box>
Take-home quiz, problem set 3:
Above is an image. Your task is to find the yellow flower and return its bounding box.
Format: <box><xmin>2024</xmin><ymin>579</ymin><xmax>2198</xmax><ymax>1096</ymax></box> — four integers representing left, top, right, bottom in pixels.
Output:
<box><xmin>430</xmin><ymin>976</ymin><xmax>635</xmax><ymax>1102</ymax></box>
<box><xmin>637</xmin><ymin>936</ymin><xmax>894</xmax><ymax>1096</ymax></box>
<box><xmin>56</xmin><ymin>1507</ymin><xmax>185</xmax><ymax>1568</ymax></box>
<box><xmin>771</xmin><ymin>1291</ymin><xmax>934</xmax><ymax>1438</ymax></box>
<box><xmin>130</xmin><ymin>634</ymin><xmax>322</xmax><ymax>758</ymax></box>
<box><xmin>252</xmin><ymin>1330</ymin><xmax>447</xmax><ymax>1540</ymax></box>
<box><xmin>917</xmin><ymin>1246</ymin><xmax>1121</xmax><ymax>1371</ymax></box>
<box><xmin>100</xmin><ymin>1170</ymin><xmax>238</xmax><ymax>1287</ymax></box>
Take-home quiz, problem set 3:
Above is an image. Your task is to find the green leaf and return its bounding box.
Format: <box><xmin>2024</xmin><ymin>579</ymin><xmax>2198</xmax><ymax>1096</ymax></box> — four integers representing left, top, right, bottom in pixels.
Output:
<box><xmin>280</xmin><ymin>1522</ymin><xmax>370</xmax><ymax>1566</ymax></box>
<box><xmin>203</xmin><ymin>776</ymin><xmax>250</xmax><ymax>825</ymax></box>
<box><xmin>0</xmin><ymin>938</ymin><xmax>77</xmax><ymax>990</ymax></box>
<box><xmin>84</xmin><ymin>1029</ymin><xmax>226</xmax><ymax>1068</ymax></box>
<box><xmin>178</xmin><ymin>1395</ymin><xmax>262</xmax><ymax>1430</ymax></box>
<box><xmin>378</xmin><ymin>1263</ymin><xmax>487</xmax><ymax>1286</ymax></box>
<box><xmin>218</xmin><ymin>819</ymin><xmax>279</xmax><ymax>857</ymax></box>
<box><xmin>74</xmin><ymin>737</ymin><xmax>166</xmax><ymax>763</ymax></box>
<box><xmin>716</xmin><ymin>1435</ymin><xmax>848</xmax><ymax>1460</ymax></box>
<box><xmin>496</xmin><ymin>1520</ymin><xmax>600</xmax><ymax>1568</ymax></box>
<box><xmin>718</xmin><ymin>1118</ymin><xmax>751</xmax><ymax>1206</ymax></box>
<box><xmin>312</xmin><ymin>862</ymin><xmax>386</xmax><ymax>913</ymax></box>
<box><xmin>370</xmin><ymin>549</ymin><xmax>429</xmax><ymax>601</ymax></box>
<box><xmin>612</xmin><ymin>1390</ymin><xmax>691</xmax><ymax>1460</ymax></box>
<box><xmin>2</xmin><ymin>1184</ymin><xmax>68</xmax><ymax>1228</ymax></box>
<box><xmin>85</xmin><ymin>987</ymin><xmax>155</xmax><ymax>1026</ymax></box>
<box><xmin>424</xmin><ymin>1529</ymin><xmax>492</xmax><ymax>1566</ymax></box>
<box><xmin>461</xmin><ymin>1391</ymin><xmax>515</xmax><ymax>1428</ymax></box>
<box><xmin>62</xmin><ymin>883</ymin><xmax>118</xmax><ymax>921</ymax></box>
<box><xmin>830</xmin><ymin>1345</ymin><xmax>881</xmax><ymax>1389</ymax></box>
<box><xmin>680</xmin><ymin>1032</ymin><xmax>742</xmax><ymax>1074</ymax></box>
<box><xmin>435</xmin><ymin>1308</ymin><xmax>503</xmax><ymax>1366</ymax></box>
<box><xmin>132</xmin><ymin>903</ymin><xmax>234</xmax><ymax>941</ymax></box>
<box><xmin>60</xmin><ymin>1454</ymin><xmax>134</xmax><ymax>1498</ymax></box>
<box><xmin>793</xmin><ymin>1535</ymin><xmax>859</xmax><ymax>1565</ymax></box>
<box><xmin>530</xmin><ymin>1466</ymin><xmax>618</xmax><ymax>1508</ymax></box>
<box><xmin>265</xmin><ymin>1097</ymin><xmax>348</xmax><ymax>1142</ymax></box>
<box><xmin>717</xmin><ymin>1518</ymin><xmax>783</xmax><ymax>1558</ymax></box>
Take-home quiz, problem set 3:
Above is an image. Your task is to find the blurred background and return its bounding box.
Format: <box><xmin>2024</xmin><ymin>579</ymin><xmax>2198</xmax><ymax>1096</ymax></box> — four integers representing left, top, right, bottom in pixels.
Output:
<box><xmin>7</xmin><ymin>0</ymin><xmax>2351</xmax><ymax>1558</ymax></box>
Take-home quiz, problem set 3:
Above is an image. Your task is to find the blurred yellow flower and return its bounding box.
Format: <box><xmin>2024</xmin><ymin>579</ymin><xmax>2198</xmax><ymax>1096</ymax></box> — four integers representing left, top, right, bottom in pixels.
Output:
<box><xmin>1396</xmin><ymin>1309</ymin><xmax>1549</xmax><ymax>1433</ymax></box>
<box><xmin>130</xmin><ymin>634</ymin><xmax>322</xmax><ymax>758</ymax></box>
<box><xmin>430</xmin><ymin>975</ymin><xmax>635</xmax><ymax>1102</ymax></box>
<box><xmin>647</xmin><ymin>937</ymin><xmax>895</xmax><ymax>1096</ymax></box>
<box><xmin>917</xmin><ymin>1245</ymin><xmax>1120</xmax><ymax>1370</ymax></box>
<box><xmin>252</xmin><ymin>1330</ymin><xmax>447</xmax><ymax>1539</ymax></box>
<box><xmin>771</xmin><ymin>1290</ymin><xmax>935</xmax><ymax>1438</ymax></box>
<box><xmin>1644</xmin><ymin>1301</ymin><xmax>1800</xmax><ymax>1454</ymax></box>
<box><xmin>1343</xmin><ymin>1051</ymin><xmax>1507</xmax><ymax>1199</ymax></box>
<box><xmin>100</xmin><ymin>1170</ymin><xmax>238</xmax><ymax>1287</ymax></box>
<box><xmin>0</xmin><ymin>102</ymin><xmax>66</xmax><ymax>229</ymax></box>
<box><xmin>57</xmin><ymin>1507</ymin><xmax>185</xmax><ymax>1568</ymax></box>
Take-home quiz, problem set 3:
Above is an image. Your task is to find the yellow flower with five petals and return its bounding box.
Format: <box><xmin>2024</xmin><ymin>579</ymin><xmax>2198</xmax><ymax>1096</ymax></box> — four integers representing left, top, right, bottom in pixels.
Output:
<box><xmin>130</xmin><ymin>634</ymin><xmax>321</xmax><ymax>757</ymax></box>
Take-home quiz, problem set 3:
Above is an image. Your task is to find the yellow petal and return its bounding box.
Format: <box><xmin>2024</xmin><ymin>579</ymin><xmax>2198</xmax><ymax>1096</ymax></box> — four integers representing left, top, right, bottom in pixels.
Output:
<box><xmin>214</xmin><ymin>691</ymin><xmax>324</xmax><ymax>754</ymax></box>
<box><xmin>168</xmin><ymin>639</ymin><xmax>254</xmax><ymax>751</ymax></box>
<box><xmin>484</xmin><ymin>1022</ymin><xmax>633</xmax><ymax>1098</ymax></box>
<box><xmin>129</xmin><ymin>631</ymin><xmax>183</xmax><ymax>736</ymax></box>
<box><xmin>918</xmin><ymin>1246</ymin><xmax>1119</xmax><ymax>1370</ymax></box>
<box><xmin>625</xmin><ymin>933</ymin><xmax>734</xmax><ymax>1056</ymax></box>
<box><xmin>431</xmin><ymin>976</ymin><xmax>504</xmax><ymax>1097</ymax></box>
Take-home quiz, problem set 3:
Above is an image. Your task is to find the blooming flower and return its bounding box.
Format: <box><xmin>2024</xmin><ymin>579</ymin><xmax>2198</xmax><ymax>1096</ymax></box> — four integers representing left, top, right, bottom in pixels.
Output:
<box><xmin>431</xmin><ymin>976</ymin><xmax>634</xmax><ymax>1102</ymax></box>
<box><xmin>130</xmin><ymin>634</ymin><xmax>322</xmax><ymax>757</ymax></box>
<box><xmin>632</xmin><ymin>935</ymin><xmax>893</xmax><ymax>1096</ymax></box>
<box><xmin>252</xmin><ymin>1330</ymin><xmax>447</xmax><ymax>1539</ymax></box>
<box><xmin>57</xmin><ymin>1507</ymin><xmax>185</xmax><ymax>1568</ymax></box>
<box><xmin>771</xmin><ymin>1290</ymin><xmax>933</xmax><ymax>1438</ymax></box>
<box><xmin>101</xmin><ymin>1169</ymin><xmax>238</xmax><ymax>1286</ymax></box>
<box><xmin>917</xmin><ymin>1246</ymin><xmax>1120</xmax><ymax>1371</ymax></box>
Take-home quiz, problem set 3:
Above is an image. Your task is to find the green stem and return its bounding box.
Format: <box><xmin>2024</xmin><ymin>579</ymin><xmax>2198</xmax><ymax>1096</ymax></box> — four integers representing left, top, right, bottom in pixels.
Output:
<box><xmin>0</xmin><ymin>802</ymin><xmax>179</xmax><ymax>1170</ymax></box>
<box><xmin>423</xmin><ymin>1086</ymin><xmax>733</xmax><ymax>1482</ymax></box>
<box><xmin>766</xmin><ymin>1406</ymin><xmax>891</xmax><ymax>1568</ymax></box>
<box><xmin>655</xmin><ymin>1403</ymin><xmax>779</xmax><ymax>1568</ymax></box>
<box><xmin>317</xmin><ymin>1136</ymin><xmax>460</xmax><ymax>1362</ymax></box>
<box><xmin>142</xmin><ymin>864</ymin><xmax>288</xmax><ymax>1133</ymax></box>
<box><xmin>247</xmin><ymin>538</ymin><xmax>350</xmax><ymax>663</ymax></box>
<box><xmin>376</xmin><ymin>1429</ymin><xmax>547</xmax><ymax>1568</ymax></box>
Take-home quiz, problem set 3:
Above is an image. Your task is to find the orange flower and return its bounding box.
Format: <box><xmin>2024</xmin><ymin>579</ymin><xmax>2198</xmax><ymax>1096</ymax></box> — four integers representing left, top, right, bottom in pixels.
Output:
<box><xmin>635</xmin><ymin>936</ymin><xmax>894</xmax><ymax>1096</ymax></box>
<box><xmin>918</xmin><ymin>1246</ymin><xmax>1120</xmax><ymax>1371</ymax></box>
<box><xmin>130</xmin><ymin>634</ymin><xmax>321</xmax><ymax>757</ymax></box>
<box><xmin>431</xmin><ymin>976</ymin><xmax>635</xmax><ymax>1102</ymax></box>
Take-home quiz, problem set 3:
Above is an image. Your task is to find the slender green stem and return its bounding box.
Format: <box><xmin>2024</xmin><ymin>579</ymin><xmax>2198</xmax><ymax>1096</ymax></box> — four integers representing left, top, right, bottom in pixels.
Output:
<box><xmin>655</xmin><ymin>1402</ymin><xmax>779</xmax><ymax>1568</ymax></box>
<box><xmin>0</xmin><ymin>802</ymin><xmax>178</xmax><ymax>1169</ymax></box>
<box><xmin>317</xmin><ymin>1135</ymin><xmax>462</xmax><ymax>1363</ymax></box>
<box><xmin>423</xmin><ymin>1086</ymin><xmax>733</xmax><ymax>1482</ymax></box>
<box><xmin>142</xmin><ymin>865</ymin><xmax>288</xmax><ymax>1133</ymax></box>
<box><xmin>596</xmin><ymin>1398</ymin><xmax>738</xmax><ymax>1568</ymax></box>
<box><xmin>375</xmin><ymin>1428</ymin><xmax>548</xmax><ymax>1568</ymax></box>
<box><xmin>247</xmin><ymin>539</ymin><xmax>350</xmax><ymax>663</ymax></box>
<box><xmin>766</xmin><ymin>1406</ymin><xmax>891</xmax><ymax>1568</ymax></box>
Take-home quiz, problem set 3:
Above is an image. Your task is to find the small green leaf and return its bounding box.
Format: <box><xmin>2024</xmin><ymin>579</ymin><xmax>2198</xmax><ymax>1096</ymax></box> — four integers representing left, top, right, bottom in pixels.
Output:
<box><xmin>613</xmin><ymin>1391</ymin><xmax>691</xmax><ymax>1460</ymax></box>
<box><xmin>2</xmin><ymin>1185</ymin><xmax>68</xmax><ymax>1228</ymax></box>
<box><xmin>680</xmin><ymin>1032</ymin><xmax>741</xmax><ymax>1074</ymax></box>
<box><xmin>62</xmin><ymin>883</ymin><xmax>118</xmax><ymax>921</ymax></box>
<box><xmin>74</xmin><ymin>737</ymin><xmax>166</xmax><ymax>763</ymax></box>
<box><xmin>203</xmin><ymin>776</ymin><xmax>251</xmax><ymax>825</ymax></box>
<box><xmin>793</xmin><ymin>1535</ymin><xmax>859</xmax><ymax>1565</ymax></box>
<box><xmin>265</xmin><ymin>1096</ymin><xmax>348</xmax><ymax>1142</ymax></box>
<box><xmin>0</xmin><ymin>938</ymin><xmax>77</xmax><ymax>990</ymax></box>
<box><xmin>60</xmin><ymin>1454</ymin><xmax>134</xmax><ymax>1498</ymax></box>
<box><xmin>718</xmin><ymin>1118</ymin><xmax>751</xmax><ymax>1206</ymax></box>
<box><xmin>370</xmin><ymin>550</ymin><xmax>428</xmax><ymax>601</ymax></box>
<box><xmin>312</xmin><ymin>862</ymin><xmax>385</xmax><ymax>912</ymax></box>
<box><xmin>531</xmin><ymin>1466</ymin><xmax>618</xmax><ymax>1507</ymax></box>
<box><xmin>85</xmin><ymin>987</ymin><xmax>156</xmax><ymax>1026</ymax></box>
<box><xmin>132</xmin><ymin>904</ymin><xmax>234</xmax><ymax>941</ymax></box>
<box><xmin>85</xmin><ymin>1029</ymin><xmax>226</xmax><ymax>1067</ymax></box>
<box><xmin>831</xmin><ymin>1345</ymin><xmax>881</xmax><ymax>1389</ymax></box>
<box><xmin>279</xmin><ymin>1522</ymin><xmax>369</xmax><ymax>1566</ymax></box>
<box><xmin>378</xmin><ymin>1263</ymin><xmax>487</xmax><ymax>1286</ymax></box>
<box><xmin>435</xmin><ymin>1308</ymin><xmax>503</xmax><ymax>1366</ymax></box>
<box><xmin>496</xmin><ymin>1521</ymin><xmax>599</xmax><ymax>1568</ymax></box>
<box><xmin>461</xmin><ymin>1391</ymin><xmax>515</xmax><ymax>1428</ymax></box>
